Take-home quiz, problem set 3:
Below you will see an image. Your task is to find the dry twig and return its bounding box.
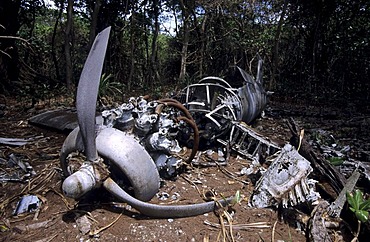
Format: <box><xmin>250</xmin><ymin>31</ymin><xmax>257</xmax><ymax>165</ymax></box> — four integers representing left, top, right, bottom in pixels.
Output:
<box><xmin>204</xmin><ymin>220</ymin><xmax>271</xmax><ymax>230</ymax></box>
<box><xmin>272</xmin><ymin>220</ymin><xmax>278</xmax><ymax>242</ymax></box>
<box><xmin>89</xmin><ymin>212</ymin><xmax>123</xmax><ymax>236</ymax></box>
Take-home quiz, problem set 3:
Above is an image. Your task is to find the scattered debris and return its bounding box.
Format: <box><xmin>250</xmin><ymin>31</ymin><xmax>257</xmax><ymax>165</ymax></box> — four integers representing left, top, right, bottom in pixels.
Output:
<box><xmin>251</xmin><ymin>144</ymin><xmax>320</xmax><ymax>208</ymax></box>
<box><xmin>13</xmin><ymin>219</ymin><xmax>52</xmax><ymax>232</ymax></box>
<box><xmin>288</xmin><ymin>118</ymin><xmax>346</xmax><ymax>197</ymax></box>
<box><xmin>9</xmin><ymin>154</ymin><xmax>36</xmax><ymax>176</ymax></box>
<box><xmin>0</xmin><ymin>154</ymin><xmax>36</xmax><ymax>182</ymax></box>
<box><xmin>218</xmin><ymin>121</ymin><xmax>280</xmax><ymax>162</ymax></box>
<box><xmin>0</xmin><ymin>137</ymin><xmax>35</xmax><ymax>146</ymax></box>
<box><xmin>13</xmin><ymin>195</ymin><xmax>41</xmax><ymax>215</ymax></box>
<box><xmin>308</xmin><ymin>200</ymin><xmax>332</xmax><ymax>242</ymax></box>
<box><xmin>75</xmin><ymin>215</ymin><xmax>92</xmax><ymax>235</ymax></box>
<box><xmin>156</xmin><ymin>192</ymin><xmax>180</xmax><ymax>201</ymax></box>
<box><xmin>341</xmin><ymin>159</ymin><xmax>370</xmax><ymax>186</ymax></box>
<box><xmin>16</xmin><ymin>26</ymin><xmax>368</xmax><ymax>241</ymax></box>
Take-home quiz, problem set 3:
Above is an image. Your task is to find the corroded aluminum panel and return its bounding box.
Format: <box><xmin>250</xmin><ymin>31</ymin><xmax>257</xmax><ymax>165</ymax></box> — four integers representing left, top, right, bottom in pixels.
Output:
<box><xmin>251</xmin><ymin>144</ymin><xmax>319</xmax><ymax>208</ymax></box>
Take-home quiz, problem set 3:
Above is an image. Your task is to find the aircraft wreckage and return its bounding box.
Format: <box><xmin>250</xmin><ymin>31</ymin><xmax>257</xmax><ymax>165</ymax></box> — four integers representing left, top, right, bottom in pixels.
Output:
<box><xmin>33</xmin><ymin>27</ymin><xmax>323</xmax><ymax>218</ymax></box>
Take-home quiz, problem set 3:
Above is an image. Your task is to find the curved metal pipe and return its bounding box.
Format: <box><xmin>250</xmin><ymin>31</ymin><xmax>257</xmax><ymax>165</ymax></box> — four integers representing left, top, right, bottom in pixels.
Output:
<box><xmin>157</xmin><ymin>99</ymin><xmax>199</xmax><ymax>163</ymax></box>
<box><xmin>103</xmin><ymin>177</ymin><xmax>233</xmax><ymax>218</ymax></box>
<box><xmin>176</xmin><ymin>116</ymin><xmax>199</xmax><ymax>163</ymax></box>
<box><xmin>158</xmin><ymin>98</ymin><xmax>182</xmax><ymax>104</ymax></box>
<box><xmin>157</xmin><ymin>99</ymin><xmax>193</xmax><ymax>121</ymax></box>
<box><xmin>154</xmin><ymin>103</ymin><xmax>165</xmax><ymax>115</ymax></box>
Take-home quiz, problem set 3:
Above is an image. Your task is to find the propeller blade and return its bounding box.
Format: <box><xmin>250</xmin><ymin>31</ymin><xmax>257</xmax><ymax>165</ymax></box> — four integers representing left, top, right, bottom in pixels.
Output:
<box><xmin>76</xmin><ymin>26</ymin><xmax>111</xmax><ymax>161</ymax></box>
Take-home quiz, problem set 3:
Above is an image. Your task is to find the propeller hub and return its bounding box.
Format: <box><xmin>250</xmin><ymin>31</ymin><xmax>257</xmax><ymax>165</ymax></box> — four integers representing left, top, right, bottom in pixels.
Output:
<box><xmin>62</xmin><ymin>163</ymin><xmax>101</xmax><ymax>199</ymax></box>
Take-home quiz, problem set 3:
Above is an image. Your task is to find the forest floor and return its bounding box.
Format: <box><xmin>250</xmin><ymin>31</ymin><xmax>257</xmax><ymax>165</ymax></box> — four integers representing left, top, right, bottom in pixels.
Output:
<box><xmin>0</xmin><ymin>93</ymin><xmax>369</xmax><ymax>242</ymax></box>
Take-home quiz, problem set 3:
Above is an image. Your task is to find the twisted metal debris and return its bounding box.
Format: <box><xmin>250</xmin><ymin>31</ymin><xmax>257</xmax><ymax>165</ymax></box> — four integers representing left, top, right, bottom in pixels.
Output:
<box><xmin>58</xmin><ymin>26</ymin><xmax>319</xmax><ymax>219</ymax></box>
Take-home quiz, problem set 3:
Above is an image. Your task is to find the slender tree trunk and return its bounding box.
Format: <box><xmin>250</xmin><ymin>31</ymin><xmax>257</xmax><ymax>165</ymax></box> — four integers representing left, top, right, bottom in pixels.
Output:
<box><xmin>24</xmin><ymin>2</ymin><xmax>36</xmax><ymax>63</ymax></box>
<box><xmin>88</xmin><ymin>0</ymin><xmax>102</xmax><ymax>49</ymax></box>
<box><xmin>199</xmin><ymin>14</ymin><xmax>207</xmax><ymax>78</ymax></box>
<box><xmin>0</xmin><ymin>0</ymin><xmax>21</xmax><ymax>93</ymax></box>
<box><xmin>64</xmin><ymin>0</ymin><xmax>73</xmax><ymax>90</ymax></box>
<box><xmin>179</xmin><ymin>0</ymin><xmax>190</xmax><ymax>82</ymax></box>
<box><xmin>144</xmin><ymin>21</ymin><xmax>149</xmax><ymax>87</ymax></box>
<box><xmin>127</xmin><ymin>8</ymin><xmax>136</xmax><ymax>91</ymax></box>
<box><xmin>51</xmin><ymin>0</ymin><xmax>64</xmax><ymax>82</ymax></box>
<box><xmin>150</xmin><ymin>0</ymin><xmax>160</xmax><ymax>86</ymax></box>
<box><xmin>271</xmin><ymin>0</ymin><xmax>288</xmax><ymax>90</ymax></box>
<box><xmin>179</xmin><ymin>32</ymin><xmax>189</xmax><ymax>81</ymax></box>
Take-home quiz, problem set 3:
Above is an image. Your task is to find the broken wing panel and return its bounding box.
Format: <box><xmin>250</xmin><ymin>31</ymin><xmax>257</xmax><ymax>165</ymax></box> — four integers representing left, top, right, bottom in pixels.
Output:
<box><xmin>251</xmin><ymin>144</ymin><xmax>320</xmax><ymax>208</ymax></box>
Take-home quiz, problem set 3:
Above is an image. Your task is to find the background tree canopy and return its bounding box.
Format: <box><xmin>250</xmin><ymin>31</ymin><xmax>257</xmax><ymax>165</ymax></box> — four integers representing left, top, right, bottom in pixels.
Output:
<box><xmin>0</xmin><ymin>0</ymin><xmax>369</xmax><ymax>104</ymax></box>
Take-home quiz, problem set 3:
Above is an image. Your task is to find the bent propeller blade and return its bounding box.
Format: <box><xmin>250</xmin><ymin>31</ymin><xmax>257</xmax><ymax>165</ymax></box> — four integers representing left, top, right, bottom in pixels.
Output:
<box><xmin>76</xmin><ymin>26</ymin><xmax>111</xmax><ymax>162</ymax></box>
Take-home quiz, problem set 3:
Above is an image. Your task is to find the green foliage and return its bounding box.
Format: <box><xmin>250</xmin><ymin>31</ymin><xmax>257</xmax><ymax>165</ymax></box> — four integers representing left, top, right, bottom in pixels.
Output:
<box><xmin>98</xmin><ymin>73</ymin><xmax>124</xmax><ymax>99</ymax></box>
<box><xmin>231</xmin><ymin>190</ymin><xmax>242</xmax><ymax>206</ymax></box>
<box><xmin>328</xmin><ymin>157</ymin><xmax>344</xmax><ymax>166</ymax></box>
<box><xmin>2</xmin><ymin>0</ymin><xmax>369</xmax><ymax>102</ymax></box>
<box><xmin>346</xmin><ymin>190</ymin><xmax>370</xmax><ymax>223</ymax></box>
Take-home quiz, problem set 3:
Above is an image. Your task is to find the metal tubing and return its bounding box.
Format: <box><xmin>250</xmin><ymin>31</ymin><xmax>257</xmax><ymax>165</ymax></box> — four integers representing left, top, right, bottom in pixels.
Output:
<box><xmin>157</xmin><ymin>99</ymin><xmax>200</xmax><ymax>163</ymax></box>
<box><xmin>103</xmin><ymin>177</ymin><xmax>233</xmax><ymax>218</ymax></box>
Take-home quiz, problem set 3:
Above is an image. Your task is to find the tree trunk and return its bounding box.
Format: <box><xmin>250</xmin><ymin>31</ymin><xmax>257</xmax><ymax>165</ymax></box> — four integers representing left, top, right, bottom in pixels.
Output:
<box><xmin>149</xmin><ymin>0</ymin><xmax>160</xmax><ymax>86</ymax></box>
<box><xmin>144</xmin><ymin>20</ymin><xmax>149</xmax><ymax>87</ymax></box>
<box><xmin>178</xmin><ymin>0</ymin><xmax>190</xmax><ymax>82</ymax></box>
<box><xmin>64</xmin><ymin>0</ymin><xmax>73</xmax><ymax>90</ymax></box>
<box><xmin>88</xmin><ymin>0</ymin><xmax>102</xmax><ymax>49</ymax></box>
<box><xmin>24</xmin><ymin>1</ymin><xmax>37</xmax><ymax>63</ymax></box>
<box><xmin>271</xmin><ymin>0</ymin><xmax>288</xmax><ymax>90</ymax></box>
<box><xmin>51</xmin><ymin>0</ymin><xmax>64</xmax><ymax>82</ymax></box>
<box><xmin>0</xmin><ymin>0</ymin><xmax>21</xmax><ymax>94</ymax></box>
<box><xmin>127</xmin><ymin>7</ymin><xmax>136</xmax><ymax>91</ymax></box>
<box><xmin>199</xmin><ymin>14</ymin><xmax>207</xmax><ymax>78</ymax></box>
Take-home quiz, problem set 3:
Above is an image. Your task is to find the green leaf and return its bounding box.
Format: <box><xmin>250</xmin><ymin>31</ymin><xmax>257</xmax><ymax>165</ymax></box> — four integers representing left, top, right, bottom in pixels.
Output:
<box><xmin>354</xmin><ymin>190</ymin><xmax>364</xmax><ymax>206</ymax></box>
<box><xmin>232</xmin><ymin>190</ymin><xmax>241</xmax><ymax>204</ymax></box>
<box><xmin>0</xmin><ymin>225</ymin><xmax>9</xmax><ymax>232</ymax></box>
<box><xmin>359</xmin><ymin>199</ymin><xmax>370</xmax><ymax>211</ymax></box>
<box><xmin>347</xmin><ymin>191</ymin><xmax>358</xmax><ymax>210</ymax></box>
<box><xmin>328</xmin><ymin>157</ymin><xmax>344</xmax><ymax>166</ymax></box>
<box><xmin>355</xmin><ymin>210</ymin><xmax>369</xmax><ymax>223</ymax></box>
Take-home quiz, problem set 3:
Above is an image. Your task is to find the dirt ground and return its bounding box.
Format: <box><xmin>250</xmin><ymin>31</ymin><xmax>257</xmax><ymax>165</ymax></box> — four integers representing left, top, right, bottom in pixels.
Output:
<box><xmin>0</xmin><ymin>94</ymin><xmax>369</xmax><ymax>242</ymax></box>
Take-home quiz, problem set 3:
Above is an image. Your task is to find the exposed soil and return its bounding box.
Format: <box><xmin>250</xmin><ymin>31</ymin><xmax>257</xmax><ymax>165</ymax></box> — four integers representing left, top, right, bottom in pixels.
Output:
<box><xmin>0</xmin><ymin>94</ymin><xmax>369</xmax><ymax>242</ymax></box>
